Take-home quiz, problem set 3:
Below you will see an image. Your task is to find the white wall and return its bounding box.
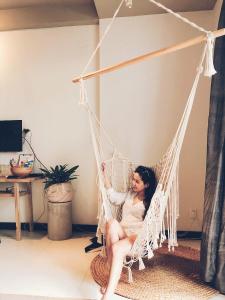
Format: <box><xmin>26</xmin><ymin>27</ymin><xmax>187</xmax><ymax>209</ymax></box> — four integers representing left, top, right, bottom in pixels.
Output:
<box><xmin>0</xmin><ymin>1</ymin><xmax>222</xmax><ymax>229</ymax></box>
<box><xmin>0</xmin><ymin>25</ymin><xmax>99</xmax><ymax>224</ymax></box>
<box><xmin>99</xmin><ymin>7</ymin><xmax>221</xmax><ymax>231</ymax></box>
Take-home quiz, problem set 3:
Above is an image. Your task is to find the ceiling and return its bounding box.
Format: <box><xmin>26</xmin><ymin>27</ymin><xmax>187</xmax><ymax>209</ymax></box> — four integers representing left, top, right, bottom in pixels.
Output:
<box><xmin>0</xmin><ymin>0</ymin><xmax>217</xmax><ymax>31</ymax></box>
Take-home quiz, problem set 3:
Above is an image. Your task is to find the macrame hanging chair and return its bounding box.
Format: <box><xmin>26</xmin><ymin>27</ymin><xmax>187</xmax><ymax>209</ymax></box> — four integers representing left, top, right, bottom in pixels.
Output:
<box><xmin>73</xmin><ymin>0</ymin><xmax>225</xmax><ymax>282</ymax></box>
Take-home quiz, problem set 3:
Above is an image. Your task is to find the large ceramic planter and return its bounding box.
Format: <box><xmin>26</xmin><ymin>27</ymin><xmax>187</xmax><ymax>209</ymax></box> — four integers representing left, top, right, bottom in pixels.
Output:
<box><xmin>47</xmin><ymin>182</ymin><xmax>73</xmax><ymax>240</ymax></box>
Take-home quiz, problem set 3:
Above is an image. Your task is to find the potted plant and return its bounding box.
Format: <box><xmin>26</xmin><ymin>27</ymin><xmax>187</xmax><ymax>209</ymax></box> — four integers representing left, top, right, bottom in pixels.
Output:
<box><xmin>40</xmin><ymin>164</ymin><xmax>79</xmax><ymax>240</ymax></box>
<box><xmin>40</xmin><ymin>164</ymin><xmax>79</xmax><ymax>202</ymax></box>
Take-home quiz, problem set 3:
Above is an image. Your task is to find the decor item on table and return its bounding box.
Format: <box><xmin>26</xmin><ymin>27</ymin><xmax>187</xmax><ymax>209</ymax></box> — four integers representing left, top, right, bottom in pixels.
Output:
<box><xmin>40</xmin><ymin>164</ymin><xmax>79</xmax><ymax>240</ymax></box>
<box><xmin>11</xmin><ymin>166</ymin><xmax>33</xmax><ymax>178</ymax></box>
<box><xmin>10</xmin><ymin>155</ymin><xmax>34</xmax><ymax>178</ymax></box>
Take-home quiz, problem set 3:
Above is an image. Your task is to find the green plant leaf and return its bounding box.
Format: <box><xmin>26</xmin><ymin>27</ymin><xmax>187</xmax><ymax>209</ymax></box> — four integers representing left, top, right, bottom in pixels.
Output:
<box><xmin>41</xmin><ymin>164</ymin><xmax>79</xmax><ymax>189</ymax></box>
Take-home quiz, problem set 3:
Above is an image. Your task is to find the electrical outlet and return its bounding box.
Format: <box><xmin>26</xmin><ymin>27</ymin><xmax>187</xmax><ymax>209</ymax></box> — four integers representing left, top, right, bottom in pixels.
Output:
<box><xmin>190</xmin><ymin>209</ymin><xmax>197</xmax><ymax>220</ymax></box>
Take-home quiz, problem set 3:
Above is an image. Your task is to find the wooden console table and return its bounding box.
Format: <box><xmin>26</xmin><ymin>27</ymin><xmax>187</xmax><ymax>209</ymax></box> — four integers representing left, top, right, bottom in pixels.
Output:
<box><xmin>0</xmin><ymin>177</ymin><xmax>41</xmax><ymax>241</ymax></box>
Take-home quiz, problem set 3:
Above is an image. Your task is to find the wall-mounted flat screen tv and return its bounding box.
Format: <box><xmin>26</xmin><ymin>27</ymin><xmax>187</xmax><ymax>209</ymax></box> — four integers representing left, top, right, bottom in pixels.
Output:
<box><xmin>0</xmin><ymin>120</ymin><xmax>22</xmax><ymax>152</ymax></box>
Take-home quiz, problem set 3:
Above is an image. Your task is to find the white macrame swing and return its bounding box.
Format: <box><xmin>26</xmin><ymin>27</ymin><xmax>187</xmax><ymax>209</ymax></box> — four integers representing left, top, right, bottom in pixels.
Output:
<box><xmin>73</xmin><ymin>0</ymin><xmax>225</xmax><ymax>283</ymax></box>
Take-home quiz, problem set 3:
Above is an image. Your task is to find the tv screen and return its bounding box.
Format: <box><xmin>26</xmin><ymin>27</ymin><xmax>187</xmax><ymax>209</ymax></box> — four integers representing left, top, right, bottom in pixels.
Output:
<box><xmin>0</xmin><ymin>120</ymin><xmax>22</xmax><ymax>152</ymax></box>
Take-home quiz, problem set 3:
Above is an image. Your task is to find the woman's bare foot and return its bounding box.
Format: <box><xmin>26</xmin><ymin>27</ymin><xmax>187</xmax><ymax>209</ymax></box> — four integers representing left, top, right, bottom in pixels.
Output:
<box><xmin>100</xmin><ymin>286</ymin><xmax>106</xmax><ymax>294</ymax></box>
<box><xmin>100</xmin><ymin>292</ymin><xmax>113</xmax><ymax>300</ymax></box>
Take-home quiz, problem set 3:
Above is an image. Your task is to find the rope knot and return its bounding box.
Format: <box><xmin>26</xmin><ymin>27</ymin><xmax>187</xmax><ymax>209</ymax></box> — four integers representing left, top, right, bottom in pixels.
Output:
<box><xmin>125</xmin><ymin>0</ymin><xmax>132</xmax><ymax>8</ymax></box>
<box><xmin>79</xmin><ymin>79</ymin><xmax>89</xmax><ymax>109</ymax></box>
<box><xmin>204</xmin><ymin>32</ymin><xmax>217</xmax><ymax>77</ymax></box>
<box><xmin>196</xmin><ymin>65</ymin><xmax>204</xmax><ymax>74</ymax></box>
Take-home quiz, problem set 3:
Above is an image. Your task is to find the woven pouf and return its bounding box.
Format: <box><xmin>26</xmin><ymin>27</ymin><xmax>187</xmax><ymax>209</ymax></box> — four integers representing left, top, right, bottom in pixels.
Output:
<box><xmin>91</xmin><ymin>245</ymin><xmax>218</xmax><ymax>300</ymax></box>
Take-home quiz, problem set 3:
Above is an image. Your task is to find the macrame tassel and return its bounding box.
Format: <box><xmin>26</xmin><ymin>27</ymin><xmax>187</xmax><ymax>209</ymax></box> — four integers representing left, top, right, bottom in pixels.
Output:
<box><xmin>127</xmin><ymin>266</ymin><xmax>133</xmax><ymax>283</ymax></box>
<box><xmin>160</xmin><ymin>233</ymin><xmax>166</xmax><ymax>244</ymax></box>
<box><xmin>153</xmin><ymin>239</ymin><xmax>158</xmax><ymax>250</ymax></box>
<box><xmin>138</xmin><ymin>258</ymin><xmax>145</xmax><ymax>270</ymax></box>
<box><xmin>148</xmin><ymin>248</ymin><xmax>154</xmax><ymax>259</ymax></box>
<box><xmin>204</xmin><ymin>34</ymin><xmax>217</xmax><ymax>77</ymax></box>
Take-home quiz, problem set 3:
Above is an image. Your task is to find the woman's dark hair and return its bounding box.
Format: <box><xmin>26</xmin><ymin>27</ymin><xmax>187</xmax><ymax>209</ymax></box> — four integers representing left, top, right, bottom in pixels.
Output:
<box><xmin>134</xmin><ymin>165</ymin><xmax>157</xmax><ymax>219</ymax></box>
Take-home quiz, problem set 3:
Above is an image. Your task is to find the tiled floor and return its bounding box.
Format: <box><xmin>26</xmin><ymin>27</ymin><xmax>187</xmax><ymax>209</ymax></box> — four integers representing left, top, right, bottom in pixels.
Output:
<box><xmin>0</xmin><ymin>230</ymin><xmax>224</xmax><ymax>300</ymax></box>
<box><xmin>0</xmin><ymin>230</ymin><xmax>122</xmax><ymax>300</ymax></box>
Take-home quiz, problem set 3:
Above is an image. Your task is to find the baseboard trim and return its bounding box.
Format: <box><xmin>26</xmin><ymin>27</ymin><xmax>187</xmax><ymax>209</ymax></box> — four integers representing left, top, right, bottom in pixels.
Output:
<box><xmin>0</xmin><ymin>222</ymin><xmax>97</xmax><ymax>233</ymax></box>
<box><xmin>177</xmin><ymin>231</ymin><xmax>202</xmax><ymax>239</ymax></box>
<box><xmin>0</xmin><ymin>222</ymin><xmax>201</xmax><ymax>239</ymax></box>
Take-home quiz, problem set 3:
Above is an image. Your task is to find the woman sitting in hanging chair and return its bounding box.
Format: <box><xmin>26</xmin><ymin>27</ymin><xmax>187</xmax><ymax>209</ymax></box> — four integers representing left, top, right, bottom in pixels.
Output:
<box><xmin>101</xmin><ymin>163</ymin><xmax>157</xmax><ymax>300</ymax></box>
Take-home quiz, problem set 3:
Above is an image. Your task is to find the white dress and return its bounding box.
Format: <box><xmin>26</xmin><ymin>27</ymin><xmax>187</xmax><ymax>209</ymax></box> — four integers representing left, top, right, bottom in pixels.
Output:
<box><xmin>106</xmin><ymin>187</ymin><xmax>145</xmax><ymax>236</ymax></box>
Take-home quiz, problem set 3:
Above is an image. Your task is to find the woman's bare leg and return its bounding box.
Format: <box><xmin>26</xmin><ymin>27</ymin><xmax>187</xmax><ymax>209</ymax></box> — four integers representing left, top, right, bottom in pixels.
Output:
<box><xmin>101</xmin><ymin>236</ymin><xmax>135</xmax><ymax>300</ymax></box>
<box><xmin>105</xmin><ymin>219</ymin><xmax>126</xmax><ymax>268</ymax></box>
<box><xmin>100</xmin><ymin>219</ymin><xmax>126</xmax><ymax>294</ymax></box>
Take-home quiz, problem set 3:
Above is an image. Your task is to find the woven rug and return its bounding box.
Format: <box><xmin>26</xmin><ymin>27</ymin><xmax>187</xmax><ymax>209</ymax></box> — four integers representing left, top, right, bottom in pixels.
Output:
<box><xmin>91</xmin><ymin>245</ymin><xmax>219</xmax><ymax>300</ymax></box>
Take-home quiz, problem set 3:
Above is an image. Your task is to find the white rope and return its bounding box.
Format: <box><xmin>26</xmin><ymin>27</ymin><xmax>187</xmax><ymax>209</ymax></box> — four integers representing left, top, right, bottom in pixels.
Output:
<box><xmin>87</xmin><ymin>109</ymin><xmax>112</xmax><ymax>220</ymax></box>
<box><xmin>79</xmin><ymin>0</ymin><xmax>216</xmax><ymax>82</ymax></box>
<box><xmin>80</xmin><ymin>0</ymin><xmax>125</xmax><ymax>77</ymax></box>
<box><xmin>163</xmin><ymin>43</ymin><xmax>207</xmax><ymax>184</ymax></box>
<box><xmin>79</xmin><ymin>80</ymin><xmax>115</xmax><ymax>220</ymax></box>
<box><xmin>148</xmin><ymin>0</ymin><xmax>210</xmax><ymax>34</ymax></box>
<box><xmin>128</xmin><ymin>44</ymin><xmax>207</xmax><ymax>260</ymax></box>
<box><xmin>79</xmin><ymin>80</ymin><xmax>116</xmax><ymax>151</ymax></box>
<box><xmin>89</xmin><ymin>41</ymin><xmax>211</xmax><ymax>270</ymax></box>
<box><xmin>77</xmin><ymin>0</ymin><xmax>217</xmax><ymax>270</ymax></box>
<box><xmin>164</xmin><ymin>59</ymin><xmax>204</xmax><ymax>200</ymax></box>
<box><xmin>147</xmin><ymin>0</ymin><xmax>216</xmax><ymax>77</ymax></box>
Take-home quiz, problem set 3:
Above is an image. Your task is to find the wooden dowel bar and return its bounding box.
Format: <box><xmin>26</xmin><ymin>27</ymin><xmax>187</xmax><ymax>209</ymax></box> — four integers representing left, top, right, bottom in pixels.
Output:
<box><xmin>72</xmin><ymin>28</ymin><xmax>225</xmax><ymax>83</ymax></box>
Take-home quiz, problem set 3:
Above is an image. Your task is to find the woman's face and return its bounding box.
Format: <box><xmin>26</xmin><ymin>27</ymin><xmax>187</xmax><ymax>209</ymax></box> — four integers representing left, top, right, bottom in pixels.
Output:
<box><xmin>132</xmin><ymin>172</ymin><xmax>146</xmax><ymax>193</ymax></box>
